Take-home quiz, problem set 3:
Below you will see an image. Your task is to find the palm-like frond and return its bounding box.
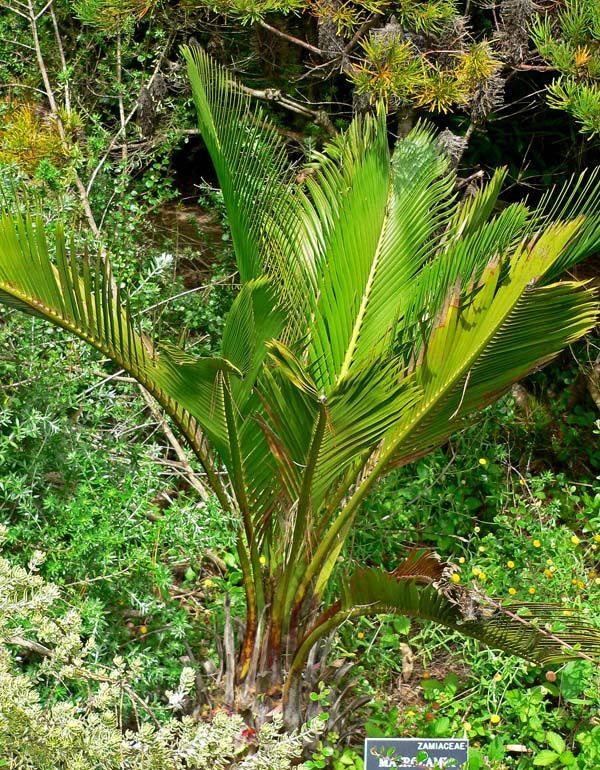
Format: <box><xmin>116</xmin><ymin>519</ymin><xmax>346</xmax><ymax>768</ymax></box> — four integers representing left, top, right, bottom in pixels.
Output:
<box><xmin>341</xmin><ymin>563</ymin><xmax>600</xmax><ymax>665</ymax></box>
<box><xmin>289</xmin><ymin>116</ymin><xmax>457</xmax><ymax>389</ymax></box>
<box><xmin>386</xmin><ymin>230</ymin><xmax>598</xmax><ymax>467</ymax></box>
<box><xmin>183</xmin><ymin>46</ymin><xmax>292</xmax><ymax>284</ymax></box>
<box><xmin>0</xmin><ymin>211</ymin><xmax>234</xmax><ymax>478</ymax></box>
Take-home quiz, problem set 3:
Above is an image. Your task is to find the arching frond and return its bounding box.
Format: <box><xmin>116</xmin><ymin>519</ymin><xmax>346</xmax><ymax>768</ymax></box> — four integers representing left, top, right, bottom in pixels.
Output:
<box><xmin>384</xmin><ymin>222</ymin><xmax>598</xmax><ymax>467</ymax></box>
<box><xmin>0</xmin><ymin>211</ymin><xmax>233</xmax><ymax>466</ymax></box>
<box><xmin>183</xmin><ymin>46</ymin><xmax>292</xmax><ymax>284</ymax></box>
<box><xmin>341</xmin><ymin>565</ymin><xmax>600</xmax><ymax>665</ymax></box>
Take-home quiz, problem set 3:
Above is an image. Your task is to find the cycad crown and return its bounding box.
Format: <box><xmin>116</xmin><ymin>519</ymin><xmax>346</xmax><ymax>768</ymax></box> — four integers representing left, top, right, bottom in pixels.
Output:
<box><xmin>0</xmin><ymin>47</ymin><xmax>599</xmax><ymax>715</ymax></box>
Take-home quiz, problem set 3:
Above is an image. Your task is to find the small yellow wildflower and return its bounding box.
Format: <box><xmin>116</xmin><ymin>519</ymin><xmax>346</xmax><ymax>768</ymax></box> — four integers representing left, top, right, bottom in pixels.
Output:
<box><xmin>571</xmin><ymin>534</ymin><xmax>581</xmax><ymax>546</ymax></box>
<box><xmin>474</xmin><ymin>526</ymin><xmax>481</xmax><ymax>533</ymax></box>
<box><xmin>519</xmin><ymin>478</ymin><xmax>526</xmax><ymax>485</ymax></box>
<box><xmin>508</xmin><ymin>587</ymin><xmax>517</xmax><ymax>595</ymax></box>
<box><xmin>451</xmin><ymin>573</ymin><xmax>461</xmax><ymax>584</ymax></box>
<box><xmin>478</xmin><ymin>546</ymin><xmax>486</xmax><ymax>553</ymax></box>
<box><xmin>528</xmin><ymin>587</ymin><xmax>536</xmax><ymax>595</ymax></box>
<box><xmin>489</xmin><ymin>714</ymin><xmax>501</xmax><ymax>725</ymax></box>
<box><xmin>546</xmin><ymin>558</ymin><xmax>553</xmax><ymax>565</ymax></box>
<box><xmin>464</xmin><ymin>722</ymin><xmax>472</xmax><ymax>732</ymax></box>
<box><xmin>592</xmin><ymin>544</ymin><xmax>598</xmax><ymax>552</ymax></box>
<box><xmin>259</xmin><ymin>555</ymin><xmax>267</xmax><ymax>566</ymax></box>
<box><xmin>472</xmin><ymin>567</ymin><xmax>481</xmax><ymax>577</ymax></box>
<box><xmin>589</xmin><ymin>570</ymin><xmax>597</xmax><ymax>579</ymax></box>
<box><xmin>595</xmin><ymin>578</ymin><xmax>600</xmax><ymax>586</ymax></box>
<box><xmin>357</xmin><ymin>631</ymin><xmax>365</xmax><ymax>640</ymax></box>
<box><xmin>532</xmin><ymin>539</ymin><xmax>541</xmax><ymax>548</ymax></box>
<box><xmin>507</xmin><ymin>560</ymin><xmax>515</xmax><ymax>569</ymax></box>
<box><xmin>479</xmin><ymin>458</ymin><xmax>488</xmax><ymax>466</ymax></box>
<box><xmin>459</xmin><ymin>557</ymin><xmax>466</xmax><ymax>564</ymax></box>
<box><xmin>493</xmin><ymin>673</ymin><xmax>502</xmax><ymax>682</ymax></box>
<box><xmin>577</xmin><ymin>580</ymin><xmax>585</xmax><ymax>589</ymax></box>
<box><xmin>479</xmin><ymin>572</ymin><xmax>487</xmax><ymax>582</ymax></box>
<box><xmin>544</xmin><ymin>568</ymin><xmax>553</xmax><ymax>579</ymax></box>
<box><xmin>594</xmin><ymin>534</ymin><xmax>600</xmax><ymax>544</ymax></box>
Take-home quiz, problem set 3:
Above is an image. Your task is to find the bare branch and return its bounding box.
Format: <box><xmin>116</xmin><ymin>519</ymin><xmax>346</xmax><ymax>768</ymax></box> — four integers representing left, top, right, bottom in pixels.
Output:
<box><xmin>259</xmin><ymin>19</ymin><xmax>322</xmax><ymax>56</ymax></box>
<box><xmin>239</xmin><ymin>84</ymin><xmax>336</xmax><ymax>136</ymax></box>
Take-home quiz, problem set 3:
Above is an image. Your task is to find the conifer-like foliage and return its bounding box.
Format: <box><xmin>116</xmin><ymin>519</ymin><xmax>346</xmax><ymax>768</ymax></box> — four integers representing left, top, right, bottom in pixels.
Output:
<box><xmin>532</xmin><ymin>0</ymin><xmax>600</xmax><ymax>136</ymax></box>
<box><xmin>1</xmin><ymin>49</ymin><xmax>600</xmax><ymax>720</ymax></box>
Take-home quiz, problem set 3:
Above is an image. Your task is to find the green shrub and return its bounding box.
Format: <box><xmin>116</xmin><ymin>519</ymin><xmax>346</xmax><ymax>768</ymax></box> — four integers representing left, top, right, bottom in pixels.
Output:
<box><xmin>0</xmin><ymin>528</ymin><xmax>322</xmax><ymax>768</ymax></box>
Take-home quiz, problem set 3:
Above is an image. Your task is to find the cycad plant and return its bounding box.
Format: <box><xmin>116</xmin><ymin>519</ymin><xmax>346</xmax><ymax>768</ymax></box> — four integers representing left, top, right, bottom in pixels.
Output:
<box><xmin>1</xmin><ymin>48</ymin><xmax>600</xmax><ymax>724</ymax></box>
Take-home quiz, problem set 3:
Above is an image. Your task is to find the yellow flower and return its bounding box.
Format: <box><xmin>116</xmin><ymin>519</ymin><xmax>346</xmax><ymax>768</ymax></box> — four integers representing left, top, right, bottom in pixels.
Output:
<box><xmin>595</xmin><ymin>578</ymin><xmax>600</xmax><ymax>586</ymax></box>
<box><xmin>519</xmin><ymin>478</ymin><xmax>526</xmax><ymax>485</ymax></box>
<box><xmin>464</xmin><ymin>721</ymin><xmax>472</xmax><ymax>732</ymax></box>
<box><xmin>594</xmin><ymin>534</ymin><xmax>600</xmax><ymax>544</ymax></box>
<box><xmin>478</xmin><ymin>546</ymin><xmax>486</xmax><ymax>553</ymax></box>
<box><xmin>508</xmin><ymin>587</ymin><xmax>517</xmax><ymax>595</ymax></box>
<box><xmin>479</xmin><ymin>458</ymin><xmax>488</xmax><ymax>466</ymax></box>
<box><xmin>472</xmin><ymin>567</ymin><xmax>481</xmax><ymax>577</ymax></box>
<box><xmin>577</xmin><ymin>580</ymin><xmax>585</xmax><ymax>589</ymax></box>
<box><xmin>532</xmin><ymin>539</ymin><xmax>541</xmax><ymax>548</ymax></box>
<box><xmin>259</xmin><ymin>555</ymin><xmax>267</xmax><ymax>566</ymax></box>
<box><xmin>589</xmin><ymin>570</ymin><xmax>597</xmax><ymax>579</ymax></box>
<box><xmin>544</xmin><ymin>568</ymin><xmax>553</xmax><ymax>579</ymax></box>
<box><xmin>493</xmin><ymin>673</ymin><xmax>502</xmax><ymax>682</ymax></box>
<box><xmin>571</xmin><ymin>535</ymin><xmax>581</xmax><ymax>546</ymax></box>
<box><xmin>528</xmin><ymin>587</ymin><xmax>536</xmax><ymax>595</ymax></box>
<box><xmin>592</xmin><ymin>544</ymin><xmax>598</xmax><ymax>552</ymax></box>
<box><xmin>458</xmin><ymin>557</ymin><xmax>466</xmax><ymax>564</ymax></box>
<box><xmin>451</xmin><ymin>573</ymin><xmax>461</xmax><ymax>584</ymax></box>
<box><xmin>546</xmin><ymin>558</ymin><xmax>553</xmax><ymax>565</ymax></box>
<box><xmin>474</xmin><ymin>526</ymin><xmax>481</xmax><ymax>533</ymax></box>
<box><xmin>489</xmin><ymin>714</ymin><xmax>501</xmax><ymax>725</ymax></box>
<box><xmin>479</xmin><ymin>572</ymin><xmax>487</xmax><ymax>582</ymax></box>
<box><xmin>357</xmin><ymin>631</ymin><xmax>365</xmax><ymax>640</ymax></box>
<box><xmin>507</xmin><ymin>560</ymin><xmax>515</xmax><ymax>569</ymax></box>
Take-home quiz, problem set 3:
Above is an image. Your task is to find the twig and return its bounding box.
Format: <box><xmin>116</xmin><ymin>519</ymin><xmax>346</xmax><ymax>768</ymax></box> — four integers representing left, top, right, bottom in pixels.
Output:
<box><xmin>116</xmin><ymin>30</ymin><xmax>127</xmax><ymax>162</ymax></box>
<box><xmin>239</xmin><ymin>84</ymin><xmax>336</xmax><ymax>136</ymax></box>
<box><xmin>259</xmin><ymin>19</ymin><xmax>322</xmax><ymax>56</ymax></box>
<box><xmin>9</xmin><ymin>635</ymin><xmax>52</xmax><ymax>656</ymax></box>
<box><xmin>85</xmin><ymin>32</ymin><xmax>175</xmax><ymax>196</ymax></box>
<box><xmin>49</xmin><ymin>4</ymin><xmax>69</xmax><ymax>115</ymax></box>
<box><xmin>343</xmin><ymin>16</ymin><xmax>379</xmax><ymax>55</ymax></box>
<box><xmin>138</xmin><ymin>385</ymin><xmax>210</xmax><ymax>501</ymax></box>
<box><xmin>26</xmin><ymin>0</ymin><xmax>101</xmax><ymax>236</ymax></box>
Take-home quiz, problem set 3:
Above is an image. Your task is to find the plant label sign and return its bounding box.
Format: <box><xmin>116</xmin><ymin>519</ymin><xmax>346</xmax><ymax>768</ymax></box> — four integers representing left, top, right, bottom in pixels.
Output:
<box><xmin>364</xmin><ymin>738</ymin><xmax>469</xmax><ymax>769</ymax></box>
